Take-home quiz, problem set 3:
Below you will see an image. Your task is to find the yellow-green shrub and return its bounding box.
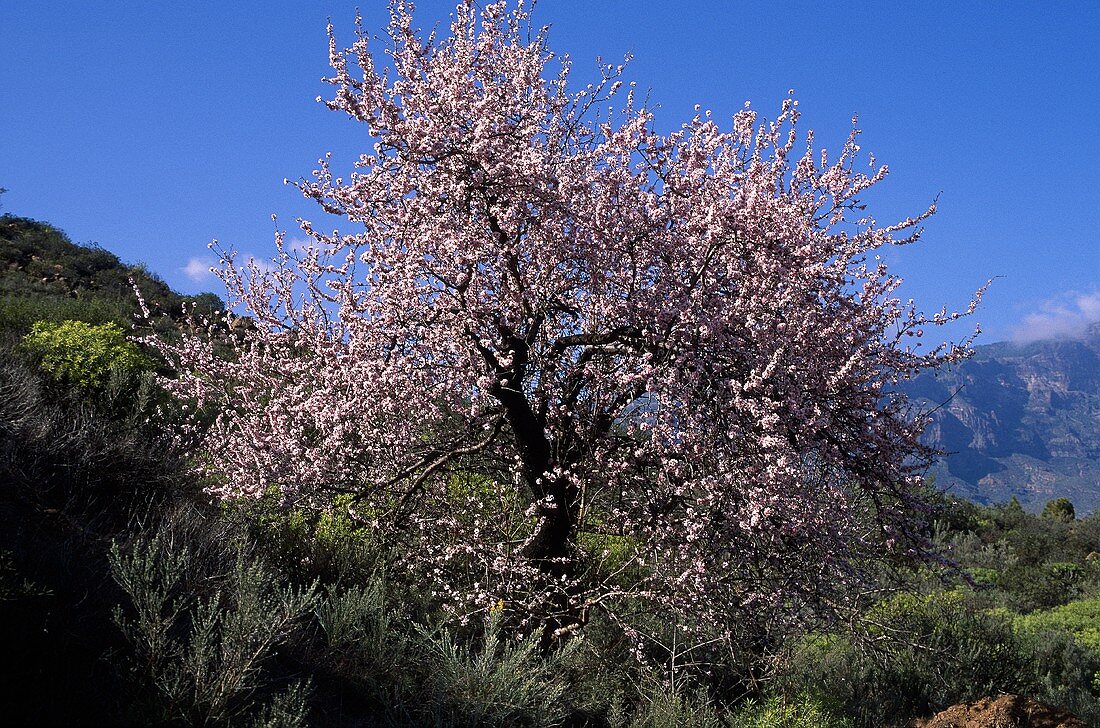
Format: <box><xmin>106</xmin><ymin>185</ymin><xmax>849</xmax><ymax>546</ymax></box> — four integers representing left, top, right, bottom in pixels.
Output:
<box><xmin>22</xmin><ymin>319</ymin><xmax>148</xmax><ymax>393</ymax></box>
<box><xmin>1015</xmin><ymin>597</ymin><xmax>1100</xmax><ymax>654</ymax></box>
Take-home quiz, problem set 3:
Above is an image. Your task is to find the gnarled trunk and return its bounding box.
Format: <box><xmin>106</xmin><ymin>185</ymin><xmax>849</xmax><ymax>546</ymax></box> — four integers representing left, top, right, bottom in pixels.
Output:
<box><xmin>491</xmin><ymin>375</ymin><xmax>581</xmax><ymax>641</ymax></box>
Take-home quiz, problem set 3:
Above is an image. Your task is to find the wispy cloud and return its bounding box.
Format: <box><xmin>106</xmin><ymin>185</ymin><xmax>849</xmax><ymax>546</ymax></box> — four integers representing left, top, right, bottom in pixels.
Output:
<box><xmin>184</xmin><ymin>253</ymin><xmax>278</xmax><ymax>283</ymax></box>
<box><xmin>1011</xmin><ymin>291</ymin><xmax>1100</xmax><ymax>343</ymax></box>
<box><xmin>183</xmin><ymin>257</ymin><xmax>216</xmax><ymax>283</ymax></box>
<box><xmin>285</xmin><ymin>237</ymin><xmax>312</xmax><ymax>253</ymax></box>
<box><xmin>245</xmin><ymin>254</ymin><xmax>276</xmax><ymax>274</ymax></box>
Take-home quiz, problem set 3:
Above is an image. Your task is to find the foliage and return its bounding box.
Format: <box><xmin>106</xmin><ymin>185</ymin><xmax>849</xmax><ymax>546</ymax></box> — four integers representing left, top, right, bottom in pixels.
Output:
<box><xmin>109</xmin><ymin>529</ymin><xmax>318</xmax><ymax>726</ymax></box>
<box><xmin>1016</xmin><ymin>598</ymin><xmax>1100</xmax><ymax>654</ymax></box>
<box><xmin>998</xmin><ymin>560</ymin><xmax>1091</xmax><ymax>612</ymax></box>
<box><xmin>317</xmin><ymin>573</ymin><xmax>603</xmax><ymax>725</ymax></box>
<box><xmin>318</xmin><ymin>579</ymin><xmax>394</xmax><ymax>649</ymax></box>
<box><xmin>152</xmin><ymin>0</ymin><xmax>981</xmax><ymax>656</ymax></box>
<box><xmin>0</xmin><ymin>549</ymin><xmax>50</xmax><ymax>601</ymax></box>
<box><xmin>5</xmin><ymin>276</ymin><xmax>1100</xmax><ymax>725</ymax></box>
<box><xmin>415</xmin><ymin>610</ymin><xmax>580</xmax><ymax>727</ymax></box>
<box><xmin>729</xmin><ymin>693</ymin><xmax>855</xmax><ymax>728</ymax></box>
<box><xmin>1016</xmin><ymin>626</ymin><xmax>1100</xmax><ymax>724</ymax></box>
<box><xmin>0</xmin><ymin>213</ymin><xmax>222</xmax><ymax>334</ymax></box>
<box><xmin>936</xmin><ymin>496</ymin><xmax>1100</xmax><ymax>613</ymax></box>
<box><xmin>783</xmin><ymin>591</ymin><xmax>1033</xmax><ymax>726</ymax></box>
<box><xmin>0</xmin><ymin>334</ymin><xmax>180</xmax><ymax>519</ymax></box>
<box><xmin>237</xmin><ymin>492</ymin><xmax>392</xmax><ymax>587</ymax></box>
<box><xmin>1044</xmin><ymin>497</ymin><xmax>1077</xmax><ymax>523</ymax></box>
<box><xmin>0</xmin><ymin>292</ymin><xmax>133</xmax><ymax>332</ymax></box>
<box><xmin>22</xmin><ymin>319</ymin><xmax>149</xmax><ymax>394</ymax></box>
<box><xmin>0</xmin><ymin>324</ymin><xmax>192</xmax><ymax>724</ymax></box>
<box><xmin>626</xmin><ymin>685</ymin><xmax>728</xmax><ymax>728</ymax></box>
<box><xmin>248</xmin><ymin>680</ymin><xmax>313</xmax><ymax>728</ymax></box>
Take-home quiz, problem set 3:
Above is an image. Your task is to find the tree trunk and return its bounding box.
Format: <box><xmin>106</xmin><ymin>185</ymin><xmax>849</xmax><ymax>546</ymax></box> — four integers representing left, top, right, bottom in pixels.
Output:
<box><xmin>491</xmin><ymin>379</ymin><xmax>580</xmax><ymax>642</ymax></box>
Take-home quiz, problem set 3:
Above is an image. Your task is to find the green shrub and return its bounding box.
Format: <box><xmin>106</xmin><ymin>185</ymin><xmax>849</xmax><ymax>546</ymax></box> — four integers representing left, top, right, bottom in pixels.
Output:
<box><xmin>0</xmin><ymin>339</ymin><xmax>178</xmax><ymax>516</ymax></box>
<box><xmin>0</xmin><ymin>293</ymin><xmax>131</xmax><ymax>332</ymax></box>
<box><xmin>319</xmin><ymin>579</ymin><xmax>393</xmax><ymax>649</ymax></box>
<box><xmin>236</xmin><ymin>492</ymin><xmax>391</xmax><ymax>586</ymax></box>
<box><xmin>1009</xmin><ymin>596</ymin><xmax>1100</xmax><ymax>721</ymax></box>
<box><xmin>110</xmin><ymin>530</ymin><xmax>319</xmax><ymax>726</ymax></box>
<box><xmin>0</xmin><ymin>549</ymin><xmax>50</xmax><ymax>602</ymax></box>
<box><xmin>416</xmin><ymin>610</ymin><xmax>580</xmax><ymax>727</ymax></box>
<box><xmin>1016</xmin><ymin>597</ymin><xmax>1100</xmax><ymax>653</ymax></box>
<box><xmin>782</xmin><ymin>591</ymin><xmax>1033</xmax><ymax>726</ymax></box>
<box><xmin>1043</xmin><ymin>498</ymin><xmax>1077</xmax><ymax>523</ymax></box>
<box><xmin>22</xmin><ymin>319</ymin><xmax>149</xmax><ymax>394</ymax></box>
<box><xmin>248</xmin><ymin>680</ymin><xmax>313</xmax><ymax>728</ymax></box>
<box><xmin>316</xmin><ymin>577</ymin><xmax>421</xmax><ymax>711</ymax></box>
<box><xmin>626</xmin><ymin>685</ymin><xmax>727</xmax><ymax>728</ymax></box>
<box><xmin>1016</xmin><ymin>626</ymin><xmax>1100</xmax><ymax>724</ymax></box>
<box><xmin>730</xmin><ymin>693</ymin><xmax>854</xmax><ymax>728</ymax></box>
<box><xmin>998</xmin><ymin>560</ymin><xmax>1089</xmax><ymax>611</ymax></box>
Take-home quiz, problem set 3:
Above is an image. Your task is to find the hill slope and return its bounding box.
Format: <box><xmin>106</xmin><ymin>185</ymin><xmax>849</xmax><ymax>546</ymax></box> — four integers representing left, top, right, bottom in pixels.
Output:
<box><xmin>0</xmin><ymin>213</ymin><xmax>221</xmax><ymax>333</ymax></box>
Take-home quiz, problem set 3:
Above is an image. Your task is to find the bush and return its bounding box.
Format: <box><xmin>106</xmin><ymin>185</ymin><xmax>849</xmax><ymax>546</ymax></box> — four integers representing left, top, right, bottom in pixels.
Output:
<box><xmin>782</xmin><ymin>591</ymin><xmax>1033</xmax><ymax>726</ymax></box>
<box><xmin>730</xmin><ymin>694</ymin><xmax>855</xmax><ymax>728</ymax></box>
<box><xmin>626</xmin><ymin>685</ymin><xmax>727</xmax><ymax>728</ymax></box>
<box><xmin>998</xmin><ymin>560</ymin><xmax>1090</xmax><ymax>612</ymax></box>
<box><xmin>1016</xmin><ymin>597</ymin><xmax>1100</xmax><ymax>653</ymax></box>
<box><xmin>1017</xmin><ymin>626</ymin><xmax>1100</xmax><ymax>724</ymax></box>
<box><xmin>1043</xmin><ymin>498</ymin><xmax>1077</xmax><ymax>523</ymax></box>
<box><xmin>110</xmin><ymin>529</ymin><xmax>319</xmax><ymax>726</ymax></box>
<box><xmin>22</xmin><ymin>319</ymin><xmax>150</xmax><ymax>395</ymax></box>
<box><xmin>0</xmin><ymin>293</ymin><xmax>132</xmax><ymax>333</ymax></box>
<box><xmin>315</xmin><ymin>576</ymin><xmax>424</xmax><ymax>717</ymax></box>
<box><xmin>414</xmin><ymin>610</ymin><xmax>580</xmax><ymax>727</ymax></box>
<box><xmin>0</xmin><ymin>337</ymin><xmax>178</xmax><ymax>519</ymax></box>
<box><xmin>235</xmin><ymin>492</ymin><xmax>393</xmax><ymax>587</ymax></box>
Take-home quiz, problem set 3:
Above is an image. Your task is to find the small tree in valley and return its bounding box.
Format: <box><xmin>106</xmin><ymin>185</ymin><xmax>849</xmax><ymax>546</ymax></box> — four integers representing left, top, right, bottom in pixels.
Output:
<box><xmin>1042</xmin><ymin>497</ymin><xmax>1076</xmax><ymax>523</ymax></box>
<box><xmin>156</xmin><ymin>0</ymin><xmax>981</xmax><ymax>665</ymax></box>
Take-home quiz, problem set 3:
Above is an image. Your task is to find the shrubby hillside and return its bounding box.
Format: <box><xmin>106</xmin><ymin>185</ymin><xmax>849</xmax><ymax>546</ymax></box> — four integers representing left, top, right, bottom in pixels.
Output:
<box><xmin>0</xmin><ymin>212</ymin><xmax>222</xmax><ymax>332</ymax></box>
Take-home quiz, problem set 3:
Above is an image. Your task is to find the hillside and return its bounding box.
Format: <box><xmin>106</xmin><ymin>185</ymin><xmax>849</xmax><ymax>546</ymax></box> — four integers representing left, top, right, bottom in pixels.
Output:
<box><xmin>0</xmin><ymin>213</ymin><xmax>221</xmax><ymax>333</ymax></box>
<box><xmin>908</xmin><ymin>324</ymin><xmax>1100</xmax><ymax>512</ymax></box>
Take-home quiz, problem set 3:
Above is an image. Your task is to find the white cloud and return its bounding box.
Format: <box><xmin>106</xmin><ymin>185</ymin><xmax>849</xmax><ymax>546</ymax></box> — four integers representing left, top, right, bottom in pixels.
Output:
<box><xmin>183</xmin><ymin>257</ymin><xmax>217</xmax><ymax>282</ymax></box>
<box><xmin>245</xmin><ymin>254</ymin><xmax>276</xmax><ymax>274</ymax></box>
<box><xmin>1011</xmin><ymin>291</ymin><xmax>1100</xmax><ymax>343</ymax></box>
<box><xmin>286</xmin><ymin>237</ymin><xmax>312</xmax><ymax>253</ymax></box>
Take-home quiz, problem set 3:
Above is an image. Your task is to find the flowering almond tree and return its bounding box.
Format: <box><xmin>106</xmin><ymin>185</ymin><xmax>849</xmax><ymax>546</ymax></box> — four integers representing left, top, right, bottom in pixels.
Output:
<box><xmin>158</xmin><ymin>1</ymin><xmax>979</xmax><ymax>656</ymax></box>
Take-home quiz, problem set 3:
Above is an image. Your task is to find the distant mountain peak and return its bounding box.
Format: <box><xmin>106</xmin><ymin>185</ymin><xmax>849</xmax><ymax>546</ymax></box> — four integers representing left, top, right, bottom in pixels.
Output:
<box><xmin>908</xmin><ymin>330</ymin><xmax>1100</xmax><ymax>512</ymax></box>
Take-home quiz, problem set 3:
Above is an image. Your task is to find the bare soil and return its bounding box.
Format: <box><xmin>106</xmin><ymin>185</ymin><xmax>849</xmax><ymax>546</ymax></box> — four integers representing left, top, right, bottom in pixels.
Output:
<box><xmin>909</xmin><ymin>695</ymin><xmax>1086</xmax><ymax>728</ymax></box>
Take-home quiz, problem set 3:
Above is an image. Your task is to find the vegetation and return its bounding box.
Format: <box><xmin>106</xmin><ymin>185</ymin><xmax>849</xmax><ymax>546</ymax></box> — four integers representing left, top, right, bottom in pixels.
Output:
<box><xmin>22</xmin><ymin>319</ymin><xmax>150</xmax><ymax>394</ymax></box>
<box><xmin>3</xmin><ymin>212</ymin><xmax>1100</xmax><ymax>726</ymax></box>
<box><xmin>0</xmin><ymin>212</ymin><xmax>222</xmax><ymax>333</ymax></box>
<box><xmin>154</xmin><ymin>1</ymin><xmax>983</xmax><ymax>673</ymax></box>
<box><xmin>0</xmin><ymin>3</ymin><xmax>1095</xmax><ymax>727</ymax></box>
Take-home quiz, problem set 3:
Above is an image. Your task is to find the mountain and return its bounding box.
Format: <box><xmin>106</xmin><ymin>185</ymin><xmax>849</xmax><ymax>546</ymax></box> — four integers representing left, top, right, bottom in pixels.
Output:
<box><xmin>907</xmin><ymin>323</ymin><xmax>1100</xmax><ymax>512</ymax></box>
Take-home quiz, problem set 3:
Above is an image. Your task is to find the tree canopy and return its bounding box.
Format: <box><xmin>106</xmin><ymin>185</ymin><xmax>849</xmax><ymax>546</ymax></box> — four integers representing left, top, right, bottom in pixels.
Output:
<box><xmin>155</xmin><ymin>0</ymin><xmax>981</xmax><ymax>657</ymax></box>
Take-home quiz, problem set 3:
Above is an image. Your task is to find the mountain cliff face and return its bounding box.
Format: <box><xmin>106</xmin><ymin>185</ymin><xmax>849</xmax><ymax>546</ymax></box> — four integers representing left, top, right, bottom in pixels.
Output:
<box><xmin>907</xmin><ymin>323</ymin><xmax>1100</xmax><ymax>512</ymax></box>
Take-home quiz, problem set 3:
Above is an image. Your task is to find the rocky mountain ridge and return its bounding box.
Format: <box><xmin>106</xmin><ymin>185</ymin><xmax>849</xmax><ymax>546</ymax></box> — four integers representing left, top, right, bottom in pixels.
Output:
<box><xmin>908</xmin><ymin>323</ymin><xmax>1100</xmax><ymax>512</ymax></box>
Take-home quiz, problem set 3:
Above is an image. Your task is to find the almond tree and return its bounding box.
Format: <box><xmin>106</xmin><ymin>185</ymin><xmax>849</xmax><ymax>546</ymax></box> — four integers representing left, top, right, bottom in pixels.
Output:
<box><xmin>157</xmin><ymin>0</ymin><xmax>980</xmax><ymax>659</ymax></box>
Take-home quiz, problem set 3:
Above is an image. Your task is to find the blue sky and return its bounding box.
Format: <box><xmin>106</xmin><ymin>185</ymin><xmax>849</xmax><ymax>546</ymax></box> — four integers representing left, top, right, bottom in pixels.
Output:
<box><xmin>2</xmin><ymin>1</ymin><xmax>1098</xmax><ymax>344</ymax></box>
